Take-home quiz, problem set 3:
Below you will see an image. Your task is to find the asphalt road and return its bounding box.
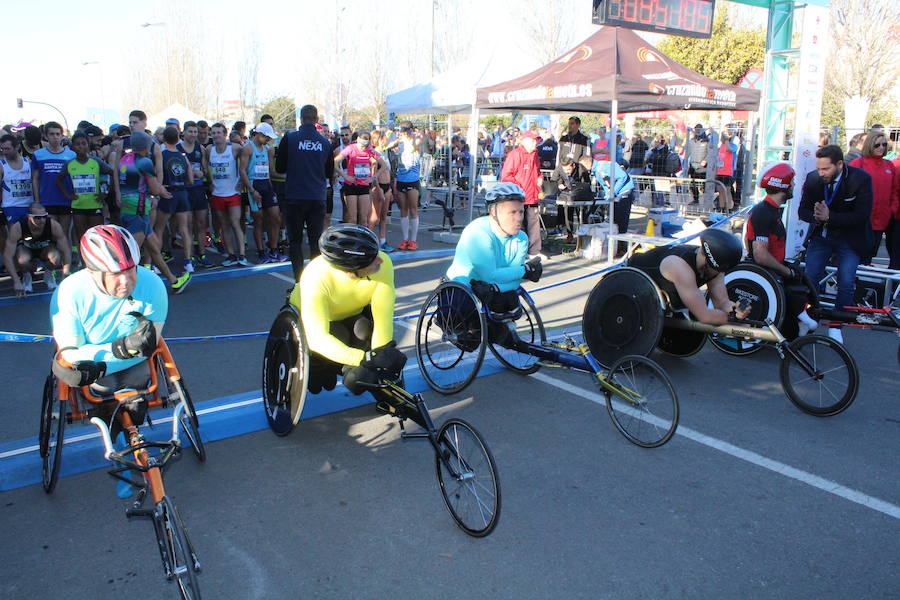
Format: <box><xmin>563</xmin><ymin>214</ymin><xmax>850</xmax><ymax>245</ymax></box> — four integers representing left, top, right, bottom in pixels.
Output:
<box><xmin>0</xmin><ymin>239</ymin><xmax>897</xmax><ymax>599</ymax></box>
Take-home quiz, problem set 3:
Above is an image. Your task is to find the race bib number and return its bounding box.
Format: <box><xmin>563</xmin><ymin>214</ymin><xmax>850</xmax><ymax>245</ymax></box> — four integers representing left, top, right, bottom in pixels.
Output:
<box><xmin>72</xmin><ymin>173</ymin><xmax>96</xmax><ymax>195</ymax></box>
<box><xmin>191</xmin><ymin>162</ymin><xmax>202</xmax><ymax>175</ymax></box>
<box><xmin>10</xmin><ymin>179</ymin><xmax>32</xmax><ymax>198</ymax></box>
<box><xmin>254</xmin><ymin>162</ymin><xmax>269</xmax><ymax>178</ymax></box>
<box><xmin>211</xmin><ymin>161</ymin><xmax>228</xmax><ymax>180</ymax></box>
<box><xmin>353</xmin><ymin>163</ymin><xmax>371</xmax><ymax>178</ymax></box>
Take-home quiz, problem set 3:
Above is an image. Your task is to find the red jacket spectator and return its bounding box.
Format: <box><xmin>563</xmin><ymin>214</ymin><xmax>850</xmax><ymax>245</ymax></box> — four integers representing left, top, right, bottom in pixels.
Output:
<box><xmin>501</xmin><ymin>143</ymin><xmax>542</xmax><ymax>205</ymax></box>
<box><xmin>849</xmin><ymin>156</ymin><xmax>899</xmax><ymax>230</ymax></box>
<box><xmin>893</xmin><ymin>157</ymin><xmax>900</xmax><ymax>220</ymax></box>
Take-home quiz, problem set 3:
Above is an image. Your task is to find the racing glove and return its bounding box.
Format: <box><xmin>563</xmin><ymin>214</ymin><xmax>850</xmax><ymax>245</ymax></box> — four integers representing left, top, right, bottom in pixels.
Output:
<box><xmin>362</xmin><ymin>341</ymin><xmax>407</xmax><ymax>379</ymax></box>
<box><xmin>523</xmin><ymin>257</ymin><xmax>543</xmax><ymax>283</ymax></box>
<box><xmin>111</xmin><ymin>313</ymin><xmax>158</xmax><ymax>360</ymax></box>
<box><xmin>341</xmin><ymin>364</ymin><xmax>378</xmax><ymax>395</ymax></box>
<box><xmin>470</xmin><ymin>280</ymin><xmax>499</xmax><ymax>305</ymax></box>
<box><xmin>52</xmin><ymin>354</ymin><xmax>107</xmax><ymax>387</ymax></box>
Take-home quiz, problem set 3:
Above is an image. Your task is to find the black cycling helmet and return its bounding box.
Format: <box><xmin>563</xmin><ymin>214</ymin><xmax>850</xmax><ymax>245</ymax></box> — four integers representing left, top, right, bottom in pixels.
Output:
<box><xmin>699</xmin><ymin>228</ymin><xmax>743</xmax><ymax>272</ymax></box>
<box><xmin>318</xmin><ymin>224</ymin><xmax>380</xmax><ymax>272</ymax></box>
<box><xmin>484</xmin><ymin>182</ymin><xmax>525</xmax><ymax>207</ymax></box>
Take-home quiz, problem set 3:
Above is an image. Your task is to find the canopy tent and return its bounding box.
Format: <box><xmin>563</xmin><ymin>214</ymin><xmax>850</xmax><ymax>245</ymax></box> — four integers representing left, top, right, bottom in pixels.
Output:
<box><xmin>470</xmin><ymin>26</ymin><xmax>761</xmax><ymax>254</ymax></box>
<box><xmin>475</xmin><ymin>26</ymin><xmax>761</xmax><ymax>114</ymax></box>
<box><xmin>147</xmin><ymin>103</ymin><xmax>206</xmax><ymax>131</ymax></box>
<box><xmin>386</xmin><ymin>49</ymin><xmax>540</xmax><ymax>115</ymax></box>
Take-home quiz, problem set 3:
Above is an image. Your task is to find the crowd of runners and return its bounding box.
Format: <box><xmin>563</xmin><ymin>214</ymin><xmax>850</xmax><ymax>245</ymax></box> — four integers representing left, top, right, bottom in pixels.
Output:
<box><xmin>0</xmin><ymin>112</ymin><xmax>449</xmax><ymax>298</ymax></box>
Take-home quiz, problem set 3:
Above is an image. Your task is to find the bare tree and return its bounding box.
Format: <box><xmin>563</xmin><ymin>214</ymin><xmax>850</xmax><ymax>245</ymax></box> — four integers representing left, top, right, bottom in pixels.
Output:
<box><xmin>826</xmin><ymin>0</ymin><xmax>900</xmax><ymax>132</ymax></box>
<box><xmin>518</xmin><ymin>0</ymin><xmax>583</xmax><ymax>64</ymax></box>
<box><xmin>237</xmin><ymin>33</ymin><xmax>262</xmax><ymax>123</ymax></box>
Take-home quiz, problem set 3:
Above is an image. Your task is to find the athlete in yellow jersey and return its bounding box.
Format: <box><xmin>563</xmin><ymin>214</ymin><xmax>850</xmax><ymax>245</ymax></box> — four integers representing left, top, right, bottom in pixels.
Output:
<box><xmin>289</xmin><ymin>224</ymin><xmax>406</xmax><ymax>394</ymax></box>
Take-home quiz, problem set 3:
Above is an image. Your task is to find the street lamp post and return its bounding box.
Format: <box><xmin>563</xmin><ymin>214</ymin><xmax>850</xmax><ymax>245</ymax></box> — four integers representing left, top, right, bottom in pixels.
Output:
<box><xmin>141</xmin><ymin>22</ymin><xmax>171</xmax><ymax>107</ymax></box>
<box><xmin>82</xmin><ymin>61</ymin><xmax>107</xmax><ymax>128</ymax></box>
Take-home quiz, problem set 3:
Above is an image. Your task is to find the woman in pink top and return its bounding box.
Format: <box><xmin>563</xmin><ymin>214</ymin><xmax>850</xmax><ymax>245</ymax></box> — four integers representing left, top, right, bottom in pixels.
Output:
<box><xmin>334</xmin><ymin>131</ymin><xmax>378</xmax><ymax>227</ymax></box>
<box><xmin>849</xmin><ymin>131</ymin><xmax>900</xmax><ymax>266</ymax></box>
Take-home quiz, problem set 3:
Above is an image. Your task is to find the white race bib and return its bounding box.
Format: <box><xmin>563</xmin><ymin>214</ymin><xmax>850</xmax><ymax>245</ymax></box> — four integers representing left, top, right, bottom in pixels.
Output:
<box><xmin>254</xmin><ymin>161</ymin><xmax>269</xmax><ymax>178</ymax></box>
<box><xmin>72</xmin><ymin>173</ymin><xmax>96</xmax><ymax>195</ymax></box>
<box><xmin>353</xmin><ymin>163</ymin><xmax>371</xmax><ymax>178</ymax></box>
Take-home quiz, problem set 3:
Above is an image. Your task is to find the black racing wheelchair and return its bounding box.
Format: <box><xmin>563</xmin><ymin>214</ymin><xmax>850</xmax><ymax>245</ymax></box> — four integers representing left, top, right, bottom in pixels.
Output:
<box><xmin>584</xmin><ymin>265</ymin><xmax>860</xmax><ymax>417</ymax></box>
<box><xmin>261</xmin><ymin>302</ymin><xmax>501</xmax><ymax>537</ymax></box>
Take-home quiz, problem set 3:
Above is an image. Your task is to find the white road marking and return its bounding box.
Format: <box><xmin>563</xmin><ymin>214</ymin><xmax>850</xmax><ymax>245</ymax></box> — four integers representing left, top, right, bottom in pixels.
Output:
<box><xmin>530</xmin><ymin>370</ymin><xmax>900</xmax><ymax>521</ymax></box>
<box><xmin>268</xmin><ymin>271</ymin><xmax>296</xmax><ymax>284</ymax></box>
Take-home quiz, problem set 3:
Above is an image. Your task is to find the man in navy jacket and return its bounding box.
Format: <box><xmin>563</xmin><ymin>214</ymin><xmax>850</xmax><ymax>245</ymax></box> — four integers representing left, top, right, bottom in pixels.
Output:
<box><xmin>798</xmin><ymin>144</ymin><xmax>873</xmax><ymax>342</ymax></box>
<box><xmin>276</xmin><ymin>104</ymin><xmax>333</xmax><ymax>280</ymax></box>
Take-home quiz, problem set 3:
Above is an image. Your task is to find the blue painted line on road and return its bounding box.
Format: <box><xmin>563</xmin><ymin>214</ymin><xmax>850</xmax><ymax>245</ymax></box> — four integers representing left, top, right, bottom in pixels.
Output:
<box><xmin>0</xmin><ymin>356</ymin><xmax>510</xmax><ymax>492</ymax></box>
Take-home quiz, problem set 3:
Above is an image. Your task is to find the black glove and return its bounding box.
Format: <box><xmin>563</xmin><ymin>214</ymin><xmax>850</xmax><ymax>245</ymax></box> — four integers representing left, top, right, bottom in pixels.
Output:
<box><xmin>52</xmin><ymin>355</ymin><xmax>107</xmax><ymax>387</ymax></box>
<box><xmin>362</xmin><ymin>341</ymin><xmax>407</xmax><ymax>378</ymax></box>
<box><xmin>523</xmin><ymin>257</ymin><xmax>542</xmax><ymax>283</ymax></box>
<box><xmin>470</xmin><ymin>280</ymin><xmax>499</xmax><ymax>304</ymax></box>
<box><xmin>111</xmin><ymin>313</ymin><xmax>157</xmax><ymax>360</ymax></box>
<box><xmin>341</xmin><ymin>364</ymin><xmax>378</xmax><ymax>395</ymax></box>
<box><xmin>783</xmin><ymin>261</ymin><xmax>804</xmax><ymax>282</ymax></box>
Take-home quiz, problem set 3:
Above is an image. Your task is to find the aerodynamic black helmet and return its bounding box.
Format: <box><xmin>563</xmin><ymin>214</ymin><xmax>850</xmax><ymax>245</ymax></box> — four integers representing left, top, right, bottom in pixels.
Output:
<box><xmin>318</xmin><ymin>224</ymin><xmax>380</xmax><ymax>272</ymax></box>
<box><xmin>699</xmin><ymin>228</ymin><xmax>743</xmax><ymax>272</ymax></box>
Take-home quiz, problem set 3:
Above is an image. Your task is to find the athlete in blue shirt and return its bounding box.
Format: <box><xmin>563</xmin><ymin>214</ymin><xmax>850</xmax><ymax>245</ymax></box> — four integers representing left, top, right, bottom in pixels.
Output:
<box><xmin>445</xmin><ymin>182</ymin><xmax>542</xmax><ymax>348</ymax></box>
<box><xmin>447</xmin><ymin>182</ymin><xmax>541</xmax><ymax>293</ymax></box>
<box><xmin>51</xmin><ymin>224</ymin><xmax>167</xmax><ymax>377</ymax></box>
<box><xmin>31</xmin><ymin>122</ymin><xmax>75</xmax><ymax>245</ymax></box>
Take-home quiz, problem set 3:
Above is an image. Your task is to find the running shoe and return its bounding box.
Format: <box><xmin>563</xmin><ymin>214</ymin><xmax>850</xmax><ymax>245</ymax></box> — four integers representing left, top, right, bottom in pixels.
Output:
<box><xmin>407</xmin><ymin>240</ymin><xmax>418</xmax><ymax>250</ymax></box>
<box><xmin>222</xmin><ymin>254</ymin><xmax>239</xmax><ymax>267</ymax></box>
<box><xmin>45</xmin><ymin>271</ymin><xmax>58</xmax><ymax>291</ymax></box>
<box><xmin>398</xmin><ymin>240</ymin><xmax>410</xmax><ymax>250</ymax></box>
<box><xmin>195</xmin><ymin>254</ymin><xmax>213</xmax><ymax>268</ymax></box>
<box><xmin>257</xmin><ymin>251</ymin><xmax>272</xmax><ymax>264</ymax></box>
<box><xmin>380</xmin><ymin>242</ymin><xmax>396</xmax><ymax>253</ymax></box>
<box><xmin>171</xmin><ymin>272</ymin><xmax>192</xmax><ymax>295</ymax></box>
<box><xmin>21</xmin><ymin>271</ymin><xmax>33</xmax><ymax>292</ymax></box>
<box><xmin>276</xmin><ymin>250</ymin><xmax>289</xmax><ymax>262</ymax></box>
<box><xmin>214</xmin><ymin>238</ymin><xmax>226</xmax><ymax>254</ymax></box>
<box><xmin>151</xmin><ymin>265</ymin><xmax>162</xmax><ymax>275</ymax></box>
<box><xmin>161</xmin><ymin>250</ymin><xmax>173</xmax><ymax>262</ymax></box>
<box><xmin>140</xmin><ymin>263</ymin><xmax>151</xmax><ymax>270</ymax></box>
<box><xmin>237</xmin><ymin>255</ymin><xmax>249</xmax><ymax>266</ymax></box>
<box><xmin>183</xmin><ymin>259</ymin><xmax>195</xmax><ymax>273</ymax></box>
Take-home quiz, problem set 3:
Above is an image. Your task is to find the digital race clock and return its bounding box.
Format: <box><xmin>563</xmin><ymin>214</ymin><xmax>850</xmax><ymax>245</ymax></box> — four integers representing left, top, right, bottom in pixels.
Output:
<box><xmin>592</xmin><ymin>0</ymin><xmax>716</xmax><ymax>39</ymax></box>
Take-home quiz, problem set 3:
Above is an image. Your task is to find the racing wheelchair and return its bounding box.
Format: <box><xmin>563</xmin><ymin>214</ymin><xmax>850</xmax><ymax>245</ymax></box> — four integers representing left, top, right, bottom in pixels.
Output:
<box><xmin>40</xmin><ymin>338</ymin><xmax>205</xmax><ymax>600</ymax></box>
<box><xmin>583</xmin><ymin>266</ymin><xmax>860</xmax><ymax>417</ymax></box>
<box><xmin>414</xmin><ymin>279</ymin><xmax>680</xmax><ymax>448</ymax></box>
<box><xmin>262</xmin><ymin>303</ymin><xmax>501</xmax><ymax>537</ymax></box>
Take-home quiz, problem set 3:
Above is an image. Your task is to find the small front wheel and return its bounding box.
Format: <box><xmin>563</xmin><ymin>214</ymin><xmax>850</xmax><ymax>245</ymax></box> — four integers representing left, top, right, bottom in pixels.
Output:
<box><xmin>434</xmin><ymin>418</ymin><xmax>501</xmax><ymax>537</ymax></box>
<box><xmin>40</xmin><ymin>375</ymin><xmax>65</xmax><ymax>493</ymax></box>
<box><xmin>154</xmin><ymin>496</ymin><xmax>201</xmax><ymax>600</ymax></box>
<box><xmin>604</xmin><ymin>355</ymin><xmax>679</xmax><ymax>448</ymax></box>
<box><xmin>779</xmin><ymin>335</ymin><xmax>858</xmax><ymax>416</ymax></box>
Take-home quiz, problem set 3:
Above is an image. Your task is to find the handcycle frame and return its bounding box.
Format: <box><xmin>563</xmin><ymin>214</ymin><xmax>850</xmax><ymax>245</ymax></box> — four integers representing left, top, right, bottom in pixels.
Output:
<box><xmin>40</xmin><ymin>339</ymin><xmax>204</xmax><ymax>599</ymax></box>
<box><xmin>416</xmin><ymin>281</ymin><xmax>680</xmax><ymax>448</ymax></box>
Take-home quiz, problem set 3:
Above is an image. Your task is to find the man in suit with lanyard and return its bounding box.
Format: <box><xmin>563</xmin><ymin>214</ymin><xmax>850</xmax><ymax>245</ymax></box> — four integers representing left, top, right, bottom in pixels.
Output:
<box><xmin>798</xmin><ymin>144</ymin><xmax>873</xmax><ymax>343</ymax></box>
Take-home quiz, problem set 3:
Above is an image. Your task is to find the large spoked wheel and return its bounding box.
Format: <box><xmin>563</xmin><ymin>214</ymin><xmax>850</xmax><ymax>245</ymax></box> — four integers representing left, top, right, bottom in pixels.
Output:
<box><xmin>604</xmin><ymin>355</ymin><xmax>679</xmax><ymax>448</ymax></box>
<box><xmin>262</xmin><ymin>307</ymin><xmax>310</xmax><ymax>436</ymax></box>
<box><xmin>487</xmin><ymin>287</ymin><xmax>546</xmax><ymax>374</ymax></box>
<box><xmin>416</xmin><ymin>282</ymin><xmax>487</xmax><ymax>395</ymax></box>
<box><xmin>154</xmin><ymin>496</ymin><xmax>201</xmax><ymax>600</ymax></box>
<box><xmin>40</xmin><ymin>374</ymin><xmax>65</xmax><ymax>494</ymax></box>
<box><xmin>434</xmin><ymin>418</ymin><xmax>501</xmax><ymax>537</ymax></box>
<box><xmin>779</xmin><ymin>335</ymin><xmax>858</xmax><ymax>417</ymax></box>
<box><xmin>173</xmin><ymin>379</ymin><xmax>206</xmax><ymax>462</ymax></box>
